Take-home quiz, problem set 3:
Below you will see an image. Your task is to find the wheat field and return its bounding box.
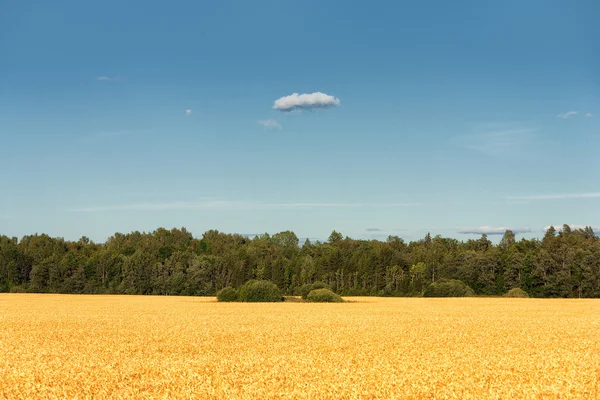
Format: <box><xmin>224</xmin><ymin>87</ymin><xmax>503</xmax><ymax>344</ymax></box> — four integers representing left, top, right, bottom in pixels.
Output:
<box><xmin>0</xmin><ymin>295</ymin><xmax>599</xmax><ymax>399</ymax></box>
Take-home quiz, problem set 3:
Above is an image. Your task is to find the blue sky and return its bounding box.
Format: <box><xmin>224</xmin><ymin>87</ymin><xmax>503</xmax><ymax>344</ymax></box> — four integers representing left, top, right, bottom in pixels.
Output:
<box><xmin>1</xmin><ymin>0</ymin><xmax>599</xmax><ymax>242</ymax></box>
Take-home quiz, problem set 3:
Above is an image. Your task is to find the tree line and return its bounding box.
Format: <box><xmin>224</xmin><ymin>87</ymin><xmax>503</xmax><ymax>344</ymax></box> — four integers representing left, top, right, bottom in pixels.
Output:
<box><xmin>0</xmin><ymin>225</ymin><xmax>599</xmax><ymax>297</ymax></box>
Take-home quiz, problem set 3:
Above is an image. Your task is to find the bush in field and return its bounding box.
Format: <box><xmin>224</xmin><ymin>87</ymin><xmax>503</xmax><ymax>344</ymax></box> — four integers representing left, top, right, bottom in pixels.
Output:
<box><xmin>306</xmin><ymin>288</ymin><xmax>343</xmax><ymax>303</ymax></box>
<box><xmin>238</xmin><ymin>280</ymin><xmax>283</xmax><ymax>302</ymax></box>
<box><xmin>505</xmin><ymin>287</ymin><xmax>529</xmax><ymax>298</ymax></box>
<box><xmin>423</xmin><ymin>279</ymin><xmax>474</xmax><ymax>297</ymax></box>
<box><xmin>300</xmin><ymin>281</ymin><xmax>332</xmax><ymax>300</ymax></box>
<box><xmin>216</xmin><ymin>286</ymin><xmax>238</xmax><ymax>302</ymax></box>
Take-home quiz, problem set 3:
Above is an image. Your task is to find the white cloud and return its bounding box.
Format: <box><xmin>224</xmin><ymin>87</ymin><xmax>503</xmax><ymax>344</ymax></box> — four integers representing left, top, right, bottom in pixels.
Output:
<box><xmin>457</xmin><ymin>226</ymin><xmax>532</xmax><ymax>235</ymax></box>
<box><xmin>96</xmin><ymin>76</ymin><xmax>119</xmax><ymax>82</ymax></box>
<box><xmin>185</xmin><ymin>109</ymin><xmax>192</xmax><ymax>116</ymax></box>
<box><xmin>71</xmin><ymin>200</ymin><xmax>421</xmax><ymax>212</ymax></box>
<box><xmin>556</xmin><ymin>111</ymin><xmax>578</xmax><ymax>119</ymax></box>
<box><xmin>460</xmin><ymin>128</ymin><xmax>537</xmax><ymax>155</ymax></box>
<box><xmin>273</xmin><ymin>92</ymin><xmax>340</xmax><ymax>112</ymax></box>
<box><xmin>585</xmin><ymin>113</ymin><xmax>592</xmax><ymax>117</ymax></box>
<box><xmin>508</xmin><ymin>192</ymin><xmax>600</xmax><ymax>201</ymax></box>
<box><xmin>257</xmin><ymin>119</ymin><xmax>281</xmax><ymax>129</ymax></box>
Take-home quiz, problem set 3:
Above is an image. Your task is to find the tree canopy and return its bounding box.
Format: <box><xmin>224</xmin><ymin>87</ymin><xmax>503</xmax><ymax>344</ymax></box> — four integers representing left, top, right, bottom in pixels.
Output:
<box><xmin>1</xmin><ymin>226</ymin><xmax>599</xmax><ymax>298</ymax></box>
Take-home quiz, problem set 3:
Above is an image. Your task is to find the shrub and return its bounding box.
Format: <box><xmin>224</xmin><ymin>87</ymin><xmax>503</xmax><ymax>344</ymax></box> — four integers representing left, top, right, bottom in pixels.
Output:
<box><xmin>306</xmin><ymin>288</ymin><xmax>344</xmax><ymax>303</ymax></box>
<box><xmin>238</xmin><ymin>280</ymin><xmax>283</xmax><ymax>302</ymax></box>
<box><xmin>423</xmin><ymin>279</ymin><xmax>474</xmax><ymax>297</ymax></box>
<box><xmin>505</xmin><ymin>287</ymin><xmax>529</xmax><ymax>298</ymax></box>
<box><xmin>300</xmin><ymin>281</ymin><xmax>332</xmax><ymax>300</ymax></box>
<box><xmin>216</xmin><ymin>286</ymin><xmax>238</xmax><ymax>302</ymax></box>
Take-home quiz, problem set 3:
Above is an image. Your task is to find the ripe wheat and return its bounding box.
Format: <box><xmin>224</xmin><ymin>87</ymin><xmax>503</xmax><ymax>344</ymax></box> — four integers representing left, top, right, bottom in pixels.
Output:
<box><xmin>1</xmin><ymin>294</ymin><xmax>599</xmax><ymax>399</ymax></box>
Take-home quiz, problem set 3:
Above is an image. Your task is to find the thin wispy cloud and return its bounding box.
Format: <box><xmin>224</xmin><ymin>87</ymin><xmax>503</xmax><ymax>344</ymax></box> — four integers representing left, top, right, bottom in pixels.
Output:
<box><xmin>365</xmin><ymin>228</ymin><xmax>382</xmax><ymax>232</ymax></box>
<box><xmin>257</xmin><ymin>119</ymin><xmax>282</xmax><ymax>129</ymax></box>
<box><xmin>71</xmin><ymin>200</ymin><xmax>421</xmax><ymax>212</ymax></box>
<box><xmin>585</xmin><ymin>113</ymin><xmax>592</xmax><ymax>117</ymax></box>
<box><xmin>460</xmin><ymin>125</ymin><xmax>538</xmax><ymax>156</ymax></box>
<box><xmin>273</xmin><ymin>92</ymin><xmax>340</xmax><ymax>112</ymax></box>
<box><xmin>556</xmin><ymin>111</ymin><xmax>578</xmax><ymax>119</ymax></box>
<box><xmin>96</xmin><ymin>76</ymin><xmax>119</xmax><ymax>83</ymax></box>
<box><xmin>508</xmin><ymin>192</ymin><xmax>600</xmax><ymax>201</ymax></box>
<box><xmin>457</xmin><ymin>226</ymin><xmax>532</xmax><ymax>235</ymax></box>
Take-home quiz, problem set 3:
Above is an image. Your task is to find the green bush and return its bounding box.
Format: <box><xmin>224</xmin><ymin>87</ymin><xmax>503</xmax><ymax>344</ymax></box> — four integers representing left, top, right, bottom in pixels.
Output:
<box><xmin>216</xmin><ymin>286</ymin><xmax>238</xmax><ymax>302</ymax></box>
<box><xmin>306</xmin><ymin>288</ymin><xmax>344</xmax><ymax>303</ymax></box>
<box><xmin>423</xmin><ymin>279</ymin><xmax>474</xmax><ymax>297</ymax></box>
<box><xmin>238</xmin><ymin>280</ymin><xmax>283</xmax><ymax>302</ymax></box>
<box><xmin>300</xmin><ymin>281</ymin><xmax>332</xmax><ymax>300</ymax></box>
<box><xmin>505</xmin><ymin>287</ymin><xmax>529</xmax><ymax>298</ymax></box>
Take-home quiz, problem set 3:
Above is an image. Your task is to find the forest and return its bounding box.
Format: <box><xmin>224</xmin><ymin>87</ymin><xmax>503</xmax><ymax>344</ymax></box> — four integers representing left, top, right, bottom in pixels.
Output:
<box><xmin>0</xmin><ymin>225</ymin><xmax>599</xmax><ymax>297</ymax></box>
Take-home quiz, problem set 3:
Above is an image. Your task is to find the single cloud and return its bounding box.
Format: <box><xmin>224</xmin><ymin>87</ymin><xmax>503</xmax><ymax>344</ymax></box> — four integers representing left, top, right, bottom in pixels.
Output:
<box><xmin>273</xmin><ymin>92</ymin><xmax>340</xmax><ymax>112</ymax></box>
<box><xmin>460</xmin><ymin>128</ymin><xmax>537</xmax><ymax>156</ymax></box>
<box><xmin>556</xmin><ymin>111</ymin><xmax>578</xmax><ymax>119</ymax></box>
<box><xmin>185</xmin><ymin>109</ymin><xmax>192</xmax><ymax>116</ymax></box>
<box><xmin>457</xmin><ymin>226</ymin><xmax>532</xmax><ymax>235</ymax></box>
<box><xmin>96</xmin><ymin>76</ymin><xmax>119</xmax><ymax>82</ymax></box>
<box><xmin>257</xmin><ymin>119</ymin><xmax>281</xmax><ymax>129</ymax></box>
<box><xmin>508</xmin><ymin>192</ymin><xmax>600</xmax><ymax>201</ymax></box>
<box><xmin>585</xmin><ymin>113</ymin><xmax>592</xmax><ymax>117</ymax></box>
<box><xmin>365</xmin><ymin>228</ymin><xmax>382</xmax><ymax>232</ymax></box>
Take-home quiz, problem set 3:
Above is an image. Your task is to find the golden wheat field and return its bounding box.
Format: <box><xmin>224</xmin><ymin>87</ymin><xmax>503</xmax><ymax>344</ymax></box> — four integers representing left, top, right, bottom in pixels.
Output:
<box><xmin>1</xmin><ymin>295</ymin><xmax>599</xmax><ymax>399</ymax></box>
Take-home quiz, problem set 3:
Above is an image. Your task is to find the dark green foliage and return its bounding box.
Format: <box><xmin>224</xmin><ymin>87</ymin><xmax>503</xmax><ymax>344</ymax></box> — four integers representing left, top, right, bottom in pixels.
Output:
<box><xmin>0</xmin><ymin>225</ymin><xmax>599</xmax><ymax>298</ymax></box>
<box><xmin>423</xmin><ymin>279</ymin><xmax>475</xmax><ymax>297</ymax></box>
<box><xmin>505</xmin><ymin>287</ymin><xmax>529</xmax><ymax>298</ymax></box>
<box><xmin>216</xmin><ymin>286</ymin><xmax>238</xmax><ymax>302</ymax></box>
<box><xmin>237</xmin><ymin>280</ymin><xmax>283</xmax><ymax>302</ymax></box>
<box><xmin>306</xmin><ymin>288</ymin><xmax>343</xmax><ymax>302</ymax></box>
<box><xmin>300</xmin><ymin>281</ymin><xmax>332</xmax><ymax>300</ymax></box>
